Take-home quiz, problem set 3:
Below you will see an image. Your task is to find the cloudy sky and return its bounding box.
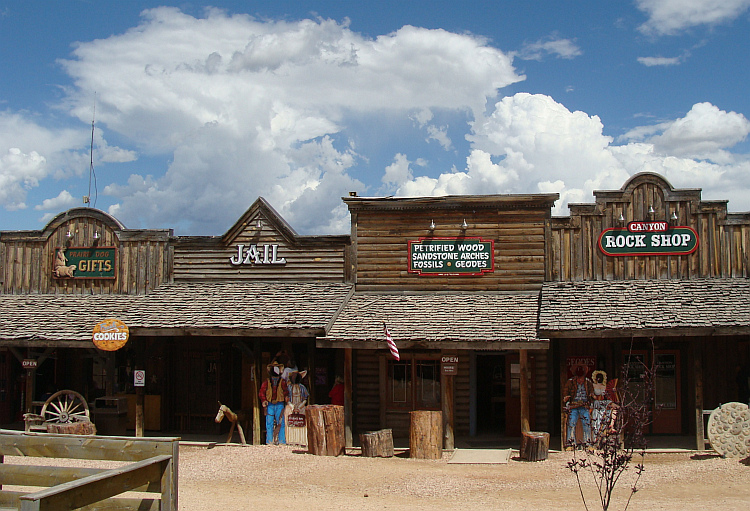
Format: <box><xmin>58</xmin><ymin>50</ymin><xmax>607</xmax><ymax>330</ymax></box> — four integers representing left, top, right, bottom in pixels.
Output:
<box><xmin>1</xmin><ymin>1</ymin><xmax>749</xmax><ymax>235</ymax></box>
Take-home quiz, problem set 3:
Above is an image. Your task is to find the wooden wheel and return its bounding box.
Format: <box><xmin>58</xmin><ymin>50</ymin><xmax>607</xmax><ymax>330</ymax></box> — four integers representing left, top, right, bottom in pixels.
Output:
<box><xmin>41</xmin><ymin>390</ymin><xmax>90</xmax><ymax>424</ymax></box>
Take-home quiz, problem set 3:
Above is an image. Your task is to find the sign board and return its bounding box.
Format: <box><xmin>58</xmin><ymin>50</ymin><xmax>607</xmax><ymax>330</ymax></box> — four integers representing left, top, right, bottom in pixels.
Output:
<box><xmin>566</xmin><ymin>356</ymin><xmax>596</xmax><ymax>378</ymax></box>
<box><xmin>229</xmin><ymin>244</ymin><xmax>287</xmax><ymax>266</ymax></box>
<box><xmin>287</xmin><ymin>413</ymin><xmax>306</xmax><ymax>427</ymax></box>
<box><xmin>598</xmin><ymin>223</ymin><xmax>699</xmax><ymax>257</ymax></box>
<box><xmin>92</xmin><ymin>318</ymin><xmax>130</xmax><ymax>351</ymax></box>
<box><xmin>22</xmin><ymin>359</ymin><xmax>37</xmax><ymax>370</ymax></box>
<box><xmin>408</xmin><ymin>237</ymin><xmax>494</xmax><ymax>276</ymax></box>
<box><xmin>53</xmin><ymin>247</ymin><xmax>117</xmax><ymax>279</ymax></box>
<box><xmin>441</xmin><ymin>355</ymin><xmax>459</xmax><ymax>375</ymax></box>
<box><xmin>134</xmin><ymin>370</ymin><xmax>146</xmax><ymax>387</ymax></box>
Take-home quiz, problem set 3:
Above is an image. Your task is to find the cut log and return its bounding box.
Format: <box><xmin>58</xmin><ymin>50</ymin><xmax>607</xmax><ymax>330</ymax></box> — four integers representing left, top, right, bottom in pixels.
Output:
<box><xmin>306</xmin><ymin>405</ymin><xmax>345</xmax><ymax>456</ymax></box>
<box><xmin>520</xmin><ymin>431</ymin><xmax>550</xmax><ymax>461</ymax></box>
<box><xmin>46</xmin><ymin>421</ymin><xmax>97</xmax><ymax>435</ymax></box>
<box><xmin>359</xmin><ymin>429</ymin><xmax>394</xmax><ymax>458</ymax></box>
<box><xmin>409</xmin><ymin>410</ymin><xmax>443</xmax><ymax>459</ymax></box>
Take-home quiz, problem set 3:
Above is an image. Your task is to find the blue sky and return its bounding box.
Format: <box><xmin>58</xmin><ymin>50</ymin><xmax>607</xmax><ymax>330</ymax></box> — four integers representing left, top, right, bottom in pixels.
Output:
<box><xmin>2</xmin><ymin>1</ymin><xmax>749</xmax><ymax>235</ymax></box>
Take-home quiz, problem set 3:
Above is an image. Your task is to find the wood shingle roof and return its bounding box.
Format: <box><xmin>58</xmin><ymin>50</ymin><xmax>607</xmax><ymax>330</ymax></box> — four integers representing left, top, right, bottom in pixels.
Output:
<box><xmin>539</xmin><ymin>278</ymin><xmax>750</xmax><ymax>337</ymax></box>
<box><xmin>0</xmin><ymin>281</ymin><xmax>354</xmax><ymax>345</ymax></box>
<box><xmin>320</xmin><ymin>291</ymin><xmax>548</xmax><ymax>349</ymax></box>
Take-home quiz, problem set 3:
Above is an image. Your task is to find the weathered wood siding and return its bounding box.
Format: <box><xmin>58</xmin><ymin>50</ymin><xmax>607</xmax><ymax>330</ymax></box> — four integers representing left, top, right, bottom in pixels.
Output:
<box><xmin>531</xmin><ymin>350</ymin><xmax>550</xmax><ymax>431</ymax></box>
<box><xmin>354</xmin><ymin>350</ymin><xmax>506</xmax><ymax>438</ymax></box>
<box><xmin>173</xmin><ymin>198</ymin><xmax>350</xmax><ymax>282</ymax></box>
<box><xmin>173</xmin><ymin>226</ymin><xmax>349</xmax><ymax>282</ymax></box>
<box><xmin>1</xmin><ymin>210</ymin><xmax>172</xmax><ymax>295</ymax></box>
<box><xmin>347</xmin><ymin>197</ymin><xmax>555</xmax><ymax>292</ymax></box>
<box><xmin>353</xmin><ymin>350</ymin><xmax>380</xmax><ymax>434</ymax></box>
<box><xmin>547</xmin><ymin>173</ymin><xmax>750</xmax><ymax>282</ymax></box>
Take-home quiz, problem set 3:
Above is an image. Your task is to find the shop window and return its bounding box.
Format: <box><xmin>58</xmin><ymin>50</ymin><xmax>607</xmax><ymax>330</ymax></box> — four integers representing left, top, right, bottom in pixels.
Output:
<box><xmin>387</xmin><ymin>358</ymin><xmax>440</xmax><ymax>410</ymax></box>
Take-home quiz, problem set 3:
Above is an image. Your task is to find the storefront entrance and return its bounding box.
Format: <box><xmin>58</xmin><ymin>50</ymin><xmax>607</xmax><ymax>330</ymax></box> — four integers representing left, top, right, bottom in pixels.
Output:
<box><xmin>168</xmin><ymin>341</ymin><xmax>241</xmax><ymax>433</ymax></box>
<box><xmin>475</xmin><ymin>353</ymin><xmax>528</xmax><ymax>436</ymax></box>
<box><xmin>622</xmin><ymin>349</ymin><xmax>682</xmax><ymax>434</ymax></box>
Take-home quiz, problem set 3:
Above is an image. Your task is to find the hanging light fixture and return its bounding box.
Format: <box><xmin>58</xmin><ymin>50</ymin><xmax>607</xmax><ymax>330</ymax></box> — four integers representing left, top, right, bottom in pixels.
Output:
<box><xmin>460</xmin><ymin>219</ymin><xmax>468</xmax><ymax>230</ymax></box>
<box><xmin>429</xmin><ymin>219</ymin><xmax>436</xmax><ymax>231</ymax></box>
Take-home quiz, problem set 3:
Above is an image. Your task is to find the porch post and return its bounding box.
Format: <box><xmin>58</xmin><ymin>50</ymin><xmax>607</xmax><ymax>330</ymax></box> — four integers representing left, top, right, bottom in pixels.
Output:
<box><xmin>693</xmin><ymin>341</ymin><xmax>705</xmax><ymax>450</ymax></box>
<box><xmin>519</xmin><ymin>349</ymin><xmax>530</xmax><ymax>433</ymax></box>
<box><xmin>344</xmin><ymin>347</ymin><xmax>353</xmax><ymax>447</ymax></box>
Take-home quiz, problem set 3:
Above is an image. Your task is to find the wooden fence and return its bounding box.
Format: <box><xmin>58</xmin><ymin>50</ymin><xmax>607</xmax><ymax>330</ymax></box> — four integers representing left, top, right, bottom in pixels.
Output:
<box><xmin>0</xmin><ymin>429</ymin><xmax>179</xmax><ymax>511</ymax></box>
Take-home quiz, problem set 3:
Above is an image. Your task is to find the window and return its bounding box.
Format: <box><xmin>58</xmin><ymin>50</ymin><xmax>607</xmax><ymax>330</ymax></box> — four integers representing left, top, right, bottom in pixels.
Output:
<box><xmin>387</xmin><ymin>356</ymin><xmax>441</xmax><ymax>410</ymax></box>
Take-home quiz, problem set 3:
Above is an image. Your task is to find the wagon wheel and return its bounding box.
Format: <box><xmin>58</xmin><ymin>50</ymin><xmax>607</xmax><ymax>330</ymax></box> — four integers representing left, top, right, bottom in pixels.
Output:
<box><xmin>40</xmin><ymin>390</ymin><xmax>90</xmax><ymax>424</ymax></box>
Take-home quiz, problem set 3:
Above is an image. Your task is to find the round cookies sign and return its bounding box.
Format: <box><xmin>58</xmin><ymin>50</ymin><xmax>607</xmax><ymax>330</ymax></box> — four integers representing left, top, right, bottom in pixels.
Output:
<box><xmin>92</xmin><ymin>318</ymin><xmax>129</xmax><ymax>351</ymax></box>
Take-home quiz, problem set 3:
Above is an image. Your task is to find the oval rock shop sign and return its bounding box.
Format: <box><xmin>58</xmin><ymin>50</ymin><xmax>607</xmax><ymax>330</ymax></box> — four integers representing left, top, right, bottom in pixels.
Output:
<box><xmin>598</xmin><ymin>221</ymin><xmax>699</xmax><ymax>257</ymax></box>
<box><xmin>92</xmin><ymin>318</ymin><xmax>129</xmax><ymax>351</ymax></box>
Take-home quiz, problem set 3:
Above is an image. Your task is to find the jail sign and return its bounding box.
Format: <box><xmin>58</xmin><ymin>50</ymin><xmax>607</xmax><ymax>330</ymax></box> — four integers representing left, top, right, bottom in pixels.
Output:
<box><xmin>598</xmin><ymin>223</ymin><xmax>699</xmax><ymax>257</ymax></box>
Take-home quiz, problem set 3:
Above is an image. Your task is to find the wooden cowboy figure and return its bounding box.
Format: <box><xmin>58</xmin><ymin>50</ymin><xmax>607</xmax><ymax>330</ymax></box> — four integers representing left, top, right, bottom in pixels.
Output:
<box><xmin>259</xmin><ymin>361</ymin><xmax>289</xmax><ymax>444</ymax></box>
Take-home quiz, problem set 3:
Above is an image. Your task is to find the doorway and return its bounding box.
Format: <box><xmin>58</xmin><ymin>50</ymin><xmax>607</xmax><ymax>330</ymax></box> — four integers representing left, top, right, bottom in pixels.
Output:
<box><xmin>476</xmin><ymin>354</ymin><xmax>507</xmax><ymax>434</ymax></box>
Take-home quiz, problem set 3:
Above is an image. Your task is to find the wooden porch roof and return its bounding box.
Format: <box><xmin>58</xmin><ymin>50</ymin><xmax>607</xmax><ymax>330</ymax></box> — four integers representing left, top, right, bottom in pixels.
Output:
<box><xmin>319</xmin><ymin>291</ymin><xmax>549</xmax><ymax>349</ymax></box>
<box><xmin>539</xmin><ymin>278</ymin><xmax>750</xmax><ymax>338</ymax></box>
<box><xmin>0</xmin><ymin>281</ymin><xmax>354</xmax><ymax>346</ymax></box>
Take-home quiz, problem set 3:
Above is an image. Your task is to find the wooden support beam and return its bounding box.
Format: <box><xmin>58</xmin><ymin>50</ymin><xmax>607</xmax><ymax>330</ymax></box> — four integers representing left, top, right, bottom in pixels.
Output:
<box><xmin>344</xmin><ymin>348</ymin><xmax>353</xmax><ymax>447</ymax></box>
<box><xmin>519</xmin><ymin>349</ymin><xmax>530</xmax><ymax>433</ymax></box>
<box><xmin>693</xmin><ymin>341</ymin><xmax>705</xmax><ymax>451</ymax></box>
<box><xmin>252</xmin><ymin>340</ymin><xmax>262</xmax><ymax>445</ymax></box>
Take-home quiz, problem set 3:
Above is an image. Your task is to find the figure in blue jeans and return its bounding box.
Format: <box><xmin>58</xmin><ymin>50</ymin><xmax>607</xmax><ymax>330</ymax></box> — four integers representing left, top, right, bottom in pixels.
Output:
<box><xmin>563</xmin><ymin>364</ymin><xmax>595</xmax><ymax>447</ymax></box>
<box><xmin>259</xmin><ymin>361</ymin><xmax>289</xmax><ymax>444</ymax></box>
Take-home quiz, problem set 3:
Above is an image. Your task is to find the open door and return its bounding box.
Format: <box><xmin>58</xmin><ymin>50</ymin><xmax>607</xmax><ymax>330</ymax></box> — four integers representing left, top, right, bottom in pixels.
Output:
<box><xmin>652</xmin><ymin>351</ymin><xmax>681</xmax><ymax>434</ymax></box>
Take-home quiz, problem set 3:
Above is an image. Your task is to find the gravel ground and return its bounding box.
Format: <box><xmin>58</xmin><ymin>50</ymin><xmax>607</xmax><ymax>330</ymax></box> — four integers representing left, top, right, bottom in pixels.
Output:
<box><xmin>7</xmin><ymin>444</ymin><xmax>750</xmax><ymax>510</ymax></box>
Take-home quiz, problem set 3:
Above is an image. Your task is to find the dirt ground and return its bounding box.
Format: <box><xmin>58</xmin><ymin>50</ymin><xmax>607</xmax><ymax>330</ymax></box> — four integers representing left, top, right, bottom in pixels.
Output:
<box><xmin>177</xmin><ymin>444</ymin><xmax>750</xmax><ymax>511</ymax></box>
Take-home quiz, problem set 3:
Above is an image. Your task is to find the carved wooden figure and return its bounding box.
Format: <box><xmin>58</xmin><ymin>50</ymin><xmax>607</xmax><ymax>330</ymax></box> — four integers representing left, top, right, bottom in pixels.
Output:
<box><xmin>215</xmin><ymin>402</ymin><xmax>250</xmax><ymax>445</ymax></box>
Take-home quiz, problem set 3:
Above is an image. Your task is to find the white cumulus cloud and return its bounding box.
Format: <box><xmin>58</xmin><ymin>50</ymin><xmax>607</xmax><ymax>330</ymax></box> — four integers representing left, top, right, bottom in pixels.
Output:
<box><xmin>391</xmin><ymin>94</ymin><xmax>750</xmax><ymax>216</ymax></box>
<box><xmin>636</xmin><ymin>0</ymin><xmax>750</xmax><ymax>35</ymax></box>
<box><xmin>54</xmin><ymin>8</ymin><xmax>522</xmax><ymax>234</ymax></box>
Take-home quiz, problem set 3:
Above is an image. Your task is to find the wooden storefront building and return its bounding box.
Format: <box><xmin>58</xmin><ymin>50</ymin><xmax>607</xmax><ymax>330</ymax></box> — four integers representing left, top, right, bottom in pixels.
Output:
<box><xmin>321</xmin><ymin>193</ymin><xmax>558</xmax><ymax>447</ymax></box>
<box><xmin>1</xmin><ymin>172</ymin><xmax>748</xmax><ymax>449</ymax></box>
<box><xmin>539</xmin><ymin>173</ymin><xmax>750</xmax><ymax>448</ymax></box>
<box><xmin>0</xmin><ymin>199</ymin><xmax>353</xmax><ymax>442</ymax></box>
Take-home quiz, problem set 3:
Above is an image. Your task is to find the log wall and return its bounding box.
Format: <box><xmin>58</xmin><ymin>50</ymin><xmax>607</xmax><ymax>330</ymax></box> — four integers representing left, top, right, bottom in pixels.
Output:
<box><xmin>547</xmin><ymin>174</ymin><xmax>750</xmax><ymax>282</ymax></box>
<box><xmin>173</xmin><ymin>226</ymin><xmax>349</xmax><ymax>282</ymax></box>
<box><xmin>346</xmin><ymin>197</ymin><xmax>555</xmax><ymax>292</ymax></box>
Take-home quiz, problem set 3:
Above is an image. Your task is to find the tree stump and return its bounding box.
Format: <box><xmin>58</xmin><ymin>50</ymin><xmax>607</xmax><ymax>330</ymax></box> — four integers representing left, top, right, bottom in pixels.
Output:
<box><xmin>409</xmin><ymin>410</ymin><xmax>443</xmax><ymax>459</ymax></box>
<box><xmin>520</xmin><ymin>431</ymin><xmax>550</xmax><ymax>461</ymax></box>
<box><xmin>359</xmin><ymin>429</ymin><xmax>394</xmax><ymax>457</ymax></box>
<box><xmin>46</xmin><ymin>421</ymin><xmax>97</xmax><ymax>435</ymax></box>
<box><xmin>306</xmin><ymin>405</ymin><xmax>345</xmax><ymax>456</ymax></box>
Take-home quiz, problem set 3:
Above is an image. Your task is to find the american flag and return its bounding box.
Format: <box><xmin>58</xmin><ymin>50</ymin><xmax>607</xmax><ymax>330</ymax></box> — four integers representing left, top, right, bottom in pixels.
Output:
<box><xmin>384</xmin><ymin>323</ymin><xmax>400</xmax><ymax>361</ymax></box>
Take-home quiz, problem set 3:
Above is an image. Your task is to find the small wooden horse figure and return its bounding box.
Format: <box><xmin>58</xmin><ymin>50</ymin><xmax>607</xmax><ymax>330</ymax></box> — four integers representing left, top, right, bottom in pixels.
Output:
<box><xmin>215</xmin><ymin>402</ymin><xmax>250</xmax><ymax>445</ymax></box>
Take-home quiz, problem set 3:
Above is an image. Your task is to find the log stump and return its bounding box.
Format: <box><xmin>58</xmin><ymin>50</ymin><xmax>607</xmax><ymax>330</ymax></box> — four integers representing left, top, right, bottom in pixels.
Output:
<box><xmin>409</xmin><ymin>410</ymin><xmax>443</xmax><ymax>459</ymax></box>
<box><xmin>359</xmin><ymin>428</ymin><xmax>394</xmax><ymax>458</ymax></box>
<box><xmin>46</xmin><ymin>421</ymin><xmax>97</xmax><ymax>435</ymax></box>
<box><xmin>520</xmin><ymin>431</ymin><xmax>550</xmax><ymax>461</ymax></box>
<box><xmin>306</xmin><ymin>405</ymin><xmax>345</xmax><ymax>456</ymax></box>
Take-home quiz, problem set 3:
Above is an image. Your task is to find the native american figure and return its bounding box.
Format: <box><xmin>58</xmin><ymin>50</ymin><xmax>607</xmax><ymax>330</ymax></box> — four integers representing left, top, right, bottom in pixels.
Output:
<box><xmin>53</xmin><ymin>248</ymin><xmax>77</xmax><ymax>278</ymax></box>
<box><xmin>285</xmin><ymin>369</ymin><xmax>309</xmax><ymax>446</ymax></box>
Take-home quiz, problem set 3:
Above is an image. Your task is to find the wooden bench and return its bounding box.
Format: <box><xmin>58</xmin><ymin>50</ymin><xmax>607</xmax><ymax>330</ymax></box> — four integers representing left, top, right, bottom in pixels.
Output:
<box><xmin>0</xmin><ymin>429</ymin><xmax>179</xmax><ymax>511</ymax></box>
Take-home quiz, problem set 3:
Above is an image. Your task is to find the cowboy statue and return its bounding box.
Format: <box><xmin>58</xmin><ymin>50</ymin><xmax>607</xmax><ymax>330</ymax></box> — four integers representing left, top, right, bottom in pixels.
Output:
<box><xmin>563</xmin><ymin>363</ymin><xmax>595</xmax><ymax>447</ymax></box>
<box><xmin>259</xmin><ymin>361</ymin><xmax>289</xmax><ymax>445</ymax></box>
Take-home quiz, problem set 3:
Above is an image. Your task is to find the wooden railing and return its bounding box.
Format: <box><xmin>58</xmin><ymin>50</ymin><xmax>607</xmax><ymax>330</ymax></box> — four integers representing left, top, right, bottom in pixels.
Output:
<box><xmin>0</xmin><ymin>429</ymin><xmax>179</xmax><ymax>511</ymax></box>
